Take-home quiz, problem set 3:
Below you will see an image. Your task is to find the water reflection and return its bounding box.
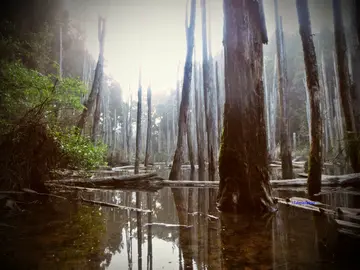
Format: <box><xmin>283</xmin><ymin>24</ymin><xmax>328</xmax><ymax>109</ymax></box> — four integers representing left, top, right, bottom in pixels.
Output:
<box><xmin>1</xmin><ymin>181</ymin><xmax>360</xmax><ymax>269</ymax></box>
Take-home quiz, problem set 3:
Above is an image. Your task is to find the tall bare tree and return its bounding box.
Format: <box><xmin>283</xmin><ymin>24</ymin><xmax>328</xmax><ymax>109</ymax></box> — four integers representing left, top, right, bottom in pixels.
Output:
<box><xmin>134</xmin><ymin>72</ymin><xmax>142</xmax><ymax>174</ymax></box>
<box><xmin>217</xmin><ymin>0</ymin><xmax>275</xmax><ymax>214</ymax></box>
<box><xmin>145</xmin><ymin>85</ymin><xmax>152</xmax><ymax>166</ymax></box>
<box><xmin>169</xmin><ymin>0</ymin><xmax>196</xmax><ymax>180</ymax></box>
<box><xmin>274</xmin><ymin>0</ymin><xmax>293</xmax><ymax>179</ymax></box>
<box><xmin>194</xmin><ymin>61</ymin><xmax>206</xmax><ymax>170</ymax></box>
<box><xmin>77</xmin><ymin>16</ymin><xmax>106</xmax><ymax>132</ymax></box>
<box><xmin>126</xmin><ymin>93</ymin><xmax>132</xmax><ymax>163</ymax></box>
<box><xmin>333</xmin><ymin>0</ymin><xmax>360</xmax><ymax>172</ymax></box>
<box><xmin>296</xmin><ymin>0</ymin><xmax>322</xmax><ymax>196</ymax></box>
<box><xmin>201</xmin><ymin>0</ymin><xmax>217</xmax><ymax>174</ymax></box>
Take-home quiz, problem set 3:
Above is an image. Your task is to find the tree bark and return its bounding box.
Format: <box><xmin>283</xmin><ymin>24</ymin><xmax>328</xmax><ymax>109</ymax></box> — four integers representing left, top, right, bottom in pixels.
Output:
<box><xmin>201</xmin><ymin>0</ymin><xmax>216</xmax><ymax>174</ymax></box>
<box><xmin>274</xmin><ymin>0</ymin><xmax>293</xmax><ymax>179</ymax></box>
<box><xmin>215</xmin><ymin>61</ymin><xmax>222</xmax><ymax>148</ymax></box>
<box><xmin>187</xmin><ymin>110</ymin><xmax>195</xmax><ymax>170</ymax></box>
<box><xmin>169</xmin><ymin>0</ymin><xmax>196</xmax><ymax>180</ymax></box>
<box><xmin>77</xmin><ymin>17</ymin><xmax>106</xmax><ymax>132</ymax></box>
<box><xmin>333</xmin><ymin>0</ymin><xmax>360</xmax><ymax>172</ymax></box>
<box><xmin>217</xmin><ymin>0</ymin><xmax>275</xmax><ymax>214</ymax></box>
<box><xmin>296</xmin><ymin>0</ymin><xmax>322</xmax><ymax>196</ymax></box>
<box><xmin>145</xmin><ymin>86</ymin><xmax>152</xmax><ymax>167</ymax></box>
<box><xmin>126</xmin><ymin>94</ymin><xmax>132</xmax><ymax>163</ymax></box>
<box><xmin>134</xmin><ymin>73</ymin><xmax>142</xmax><ymax>175</ymax></box>
<box><xmin>195</xmin><ymin>62</ymin><xmax>206</xmax><ymax>170</ymax></box>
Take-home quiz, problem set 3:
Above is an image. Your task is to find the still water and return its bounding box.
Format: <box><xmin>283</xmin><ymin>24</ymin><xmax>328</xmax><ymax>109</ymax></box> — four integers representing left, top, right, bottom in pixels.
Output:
<box><xmin>1</xmin><ymin>169</ymin><xmax>360</xmax><ymax>269</ymax></box>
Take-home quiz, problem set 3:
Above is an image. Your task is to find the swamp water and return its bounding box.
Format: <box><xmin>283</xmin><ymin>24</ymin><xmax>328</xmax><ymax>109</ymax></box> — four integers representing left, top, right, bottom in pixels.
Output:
<box><xmin>1</xmin><ymin>168</ymin><xmax>360</xmax><ymax>269</ymax></box>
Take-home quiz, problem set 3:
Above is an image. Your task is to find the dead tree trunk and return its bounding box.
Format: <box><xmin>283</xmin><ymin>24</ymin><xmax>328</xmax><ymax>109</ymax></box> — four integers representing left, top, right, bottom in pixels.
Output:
<box><xmin>169</xmin><ymin>0</ymin><xmax>196</xmax><ymax>180</ymax></box>
<box><xmin>77</xmin><ymin>17</ymin><xmax>106</xmax><ymax>133</ymax></box>
<box><xmin>217</xmin><ymin>0</ymin><xmax>275</xmax><ymax>214</ymax></box>
<box><xmin>195</xmin><ymin>61</ymin><xmax>206</xmax><ymax>170</ymax></box>
<box><xmin>126</xmin><ymin>94</ymin><xmax>132</xmax><ymax>163</ymax></box>
<box><xmin>333</xmin><ymin>0</ymin><xmax>360</xmax><ymax>172</ymax></box>
<box><xmin>274</xmin><ymin>0</ymin><xmax>293</xmax><ymax>179</ymax></box>
<box><xmin>201</xmin><ymin>0</ymin><xmax>216</xmax><ymax>174</ymax></box>
<box><xmin>187</xmin><ymin>108</ymin><xmax>195</xmax><ymax>171</ymax></box>
<box><xmin>145</xmin><ymin>85</ymin><xmax>152</xmax><ymax>166</ymax></box>
<box><xmin>134</xmin><ymin>73</ymin><xmax>142</xmax><ymax>174</ymax></box>
<box><xmin>215</xmin><ymin>61</ymin><xmax>222</xmax><ymax>148</ymax></box>
<box><xmin>296</xmin><ymin>0</ymin><xmax>322</xmax><ymax>196</ymax></box>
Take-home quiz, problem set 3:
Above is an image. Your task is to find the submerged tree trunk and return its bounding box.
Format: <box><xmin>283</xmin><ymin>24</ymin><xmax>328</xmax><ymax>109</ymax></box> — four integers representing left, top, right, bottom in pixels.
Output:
<box><xmin>169</xmin><ymin>0</ymin><xmax>196</xmax><ymax>180</ymax></box>
<box><xmin>217</xmin><ymin>0</ymin><xmax>275</xmax><ymax>214</ymax></box>
<box><xmin>296</xmin><ymin>0</ymin><xmax>322</xmax><ymax>196</ymax></box>
<box><xmin>333</xmin><ymin>0</ymin><xmax>360</xmax><ymax>172</ymax></box>
<box><xmin>77</xmin><ymin>17</ymin><xmax>106</xmax><ymax>132</ymax></box>
<box><xmin>201</xmin><ymin>0</ymin><xmax>216</xmax><ymax>174</ymax></box>
<box><xmin>145</xmin><ymin>86</ymin><xmax>152</xmax><ymax>166</ymax></box>
<box><xmin>274</xmin><ymin>0</ymin><xmax>293</xmax><ymax>179</ymax></box>
<box><xmin>134</xmin><ymin>73</ymin><xmax>142</xmax><ymax>175</ymax></box>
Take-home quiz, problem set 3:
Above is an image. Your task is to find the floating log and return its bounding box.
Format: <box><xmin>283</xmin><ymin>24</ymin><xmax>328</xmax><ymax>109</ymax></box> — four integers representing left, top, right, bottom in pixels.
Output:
<box><xmin>47</xmin><ymin>172</ymin><xmax>161</xmax><ymax>187</ymax></box>
<box><xmin>80</xmin><ymin>196</ymin><xmax>152</xmax><ymax>213</ymax></box>
<box><xmin>46</xmin><ymin>183</ymin><xmax>162</xmax><ymax>193</ymax></box>
<box><xmin>143</xmin><ymin>222</ymin><xmax>192</xmax><ymax>228</ymax></box>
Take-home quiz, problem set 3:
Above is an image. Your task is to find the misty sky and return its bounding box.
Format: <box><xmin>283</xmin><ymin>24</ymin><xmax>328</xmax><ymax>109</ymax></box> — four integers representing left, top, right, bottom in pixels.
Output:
<box><xmin>65</xmin><ymin>0</ymin><xmax>345</xmax><ymax>99</ymax></box>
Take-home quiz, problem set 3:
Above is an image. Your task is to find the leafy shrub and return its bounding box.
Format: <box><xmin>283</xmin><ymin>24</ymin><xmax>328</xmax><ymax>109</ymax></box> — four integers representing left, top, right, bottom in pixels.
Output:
<box><xmin>51</xmin><ymin>126</ymin><xmax>107</xmax><ymax>170</ymax></box>
<box><xmin>0</xmin><ymin>61</ymin><xmax>86</xmax><ymax>129</ymax></box>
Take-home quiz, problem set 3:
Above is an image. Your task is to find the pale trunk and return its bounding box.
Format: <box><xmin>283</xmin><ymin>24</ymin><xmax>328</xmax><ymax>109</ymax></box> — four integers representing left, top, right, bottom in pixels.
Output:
<box><xmin>145</xmin><ymin>86</ymin><xmax>152</xmax><ymax>166</ymax></box>
<box><xmin>169</xmin><ymin>0</ymin><xmax>196</xmax><ymax>180</ymax></box>
<box><xmin>274</xmin><ymin>0</ymin><xmax>293</xmax><ymax>178</ymax></box>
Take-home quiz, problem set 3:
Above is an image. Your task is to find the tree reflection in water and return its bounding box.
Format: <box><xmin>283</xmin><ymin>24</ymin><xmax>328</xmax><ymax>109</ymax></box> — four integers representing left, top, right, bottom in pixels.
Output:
<box><xmin>3</xmin><ymin>178</ymin><xmax>358</xmax><ymax>269</ymax></box>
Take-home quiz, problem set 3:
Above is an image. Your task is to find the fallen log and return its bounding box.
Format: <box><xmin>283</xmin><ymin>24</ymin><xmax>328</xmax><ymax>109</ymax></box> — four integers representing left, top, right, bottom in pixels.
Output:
<box><xmin>160</xmin><ymin>174</ymin><xmax>360</xmax><ymax>188</ymax></box>
<box><xmin>80</xmin><ymin>196</ymin><xmax>152</xmax><ymax>213</ymax></box>
<box><xmin>143</xmin><ymin>222</ymin><xmax>192</xmax><ymax>228</ymax></box>
<box><xmin>47</xmin><ymin>172</ymin><xmax>161</xmax><ymax>187</ymax></box>
<box><xmin>46</xmin><ymin>183</ymin><xmax>162</xmax><ymax>193</ymax></box>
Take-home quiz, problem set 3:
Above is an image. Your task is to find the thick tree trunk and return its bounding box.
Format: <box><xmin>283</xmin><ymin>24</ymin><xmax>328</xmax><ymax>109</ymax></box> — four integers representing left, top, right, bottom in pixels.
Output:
<box><xmin>145</xmin><ymin>86</ymin><xmax>152</xmax><ymax>166</ymax></box>
<box><xmin>333</xmin><ymin>0</ymin><xmax>360</xmax><ymax>172</ymax></box>
<box><xmin>217</xmin><ymin>0</ymin><xmax>275</xmax><ymax>214</ymax></box>
<box><xmin>134</xmin><ymin>74</ymin><xmax>142</xmax><ymax>175</ymax></box>
<box><xmin>201</xmin><ymin>0</ymin><xmax>216</xmax><ymax>174</ymax></box>
<box><xmin>169</xmin><ymin>0</ymin><xmax>196</xmax><ymax>180</ymax></box>
<box><xmin>296</xmin><ymin>0</ymin><xmax>322</xmax><ymax>196</ymax></box>
<box><xmin>77</xmin><ymin>17</ymin><xmax>106</xmax><ymax>132</ymax></box>
<box><xmin>274</xmin><ymin>0</ymin><xmax>293</xmax><ymax>179</ymax></box>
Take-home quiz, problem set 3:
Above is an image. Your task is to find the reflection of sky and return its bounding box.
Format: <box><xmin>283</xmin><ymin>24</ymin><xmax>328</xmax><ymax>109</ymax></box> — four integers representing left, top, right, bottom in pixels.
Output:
<box><xmin>107</xmin><ymin>229</ymin><xmax>181</xmax><ymax>269</ymax></box>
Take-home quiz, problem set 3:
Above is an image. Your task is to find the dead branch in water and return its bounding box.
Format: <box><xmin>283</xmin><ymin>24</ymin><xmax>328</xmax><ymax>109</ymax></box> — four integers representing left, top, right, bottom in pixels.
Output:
<box><xmin>0</xmin><ymin>188</ymin><xmax>66</xmax><ymax>200</ymax></box>
<box><xmin>80</xmin><ymin>196</ymin><xmax>152</xmax><ymax>213</ymax></box>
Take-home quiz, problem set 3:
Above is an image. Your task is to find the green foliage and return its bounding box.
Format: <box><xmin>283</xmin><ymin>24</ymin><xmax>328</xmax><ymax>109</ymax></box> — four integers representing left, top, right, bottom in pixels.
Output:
<box><xmin>51</xmin><ymin>126</ymin><xmax>108</xmax><ymax>170</ymax></box>
<box><xmin>0</xmin><ymin>61</ymin><xmax>86</xmax><ymax>126</ymax></box>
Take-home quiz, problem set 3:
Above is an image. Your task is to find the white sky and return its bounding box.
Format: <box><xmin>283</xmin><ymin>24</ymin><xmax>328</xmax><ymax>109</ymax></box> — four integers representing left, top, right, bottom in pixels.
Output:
<box><xmin>67</xmin><ymin>0</ymin><xmax>336</xmax><ymax>100</ymax></box>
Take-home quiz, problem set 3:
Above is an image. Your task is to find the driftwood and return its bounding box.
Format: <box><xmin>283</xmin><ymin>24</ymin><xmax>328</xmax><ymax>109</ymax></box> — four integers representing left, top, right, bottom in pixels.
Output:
<box><xmin>47</xmin><ymin>173</ymin><xmax>161</xmax><ymax>187</ymax></box>
<box><xmin>80</xmin><ymin>196</ymin><xmax>152</xmax><ymax>213</ymax></box>
<box><xmin>143</xmin><ymin>222</ymin><xmax>192</xmax><ymax>228</ymax></box>
<box><xmin>46</xmin><ymin>183</ymin><xmax>162</xmax><ymax>193</ymax></box>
